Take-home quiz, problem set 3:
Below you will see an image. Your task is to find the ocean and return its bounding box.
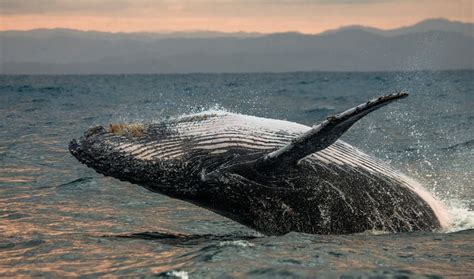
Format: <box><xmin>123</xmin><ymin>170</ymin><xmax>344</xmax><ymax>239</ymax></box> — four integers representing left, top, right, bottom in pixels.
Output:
<box><xmin>0</xmin><ymin>71</ymin><xmax>473</xmax><ymax>277</ymax></box>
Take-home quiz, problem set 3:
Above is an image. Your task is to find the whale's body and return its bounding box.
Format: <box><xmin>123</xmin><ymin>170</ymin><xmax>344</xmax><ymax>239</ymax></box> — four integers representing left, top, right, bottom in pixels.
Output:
<box><xmin>70</xmin><ymin>93</ymin><xmax>448</xmax><ymax>235</ymax></box>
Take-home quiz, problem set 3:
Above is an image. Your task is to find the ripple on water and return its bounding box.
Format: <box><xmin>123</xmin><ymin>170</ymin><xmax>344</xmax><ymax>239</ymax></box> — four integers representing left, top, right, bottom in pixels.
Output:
<box><xmin>0</xmin><ymin>72</ymin><xmax>473</xmax><ymax>277</ymax></box>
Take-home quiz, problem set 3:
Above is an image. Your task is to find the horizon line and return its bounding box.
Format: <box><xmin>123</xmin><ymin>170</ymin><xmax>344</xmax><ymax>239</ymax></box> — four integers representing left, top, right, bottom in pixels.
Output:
<box><xmin>2</xmin><ymin>69</ymin><xmax>473</xmax><ymax>77</ymax></box>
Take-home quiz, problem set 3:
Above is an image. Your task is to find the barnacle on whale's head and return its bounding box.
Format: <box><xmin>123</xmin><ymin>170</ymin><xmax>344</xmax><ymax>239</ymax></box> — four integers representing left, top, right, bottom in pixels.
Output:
<box><xmin>107</xmin><ymin>123</ymin><xmax>144</xmax><ymax>137</ymax></box>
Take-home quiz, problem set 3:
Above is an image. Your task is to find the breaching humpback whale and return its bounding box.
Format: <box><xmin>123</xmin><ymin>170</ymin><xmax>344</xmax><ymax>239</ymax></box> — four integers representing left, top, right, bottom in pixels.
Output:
<box><xmin>69</xmin><ymin>93</ymin><xmax>448</xmax><ymax>235</ymax></box>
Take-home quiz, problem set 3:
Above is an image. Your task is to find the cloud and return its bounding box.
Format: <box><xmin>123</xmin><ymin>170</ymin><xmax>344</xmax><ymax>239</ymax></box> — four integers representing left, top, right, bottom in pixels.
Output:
<box><xmin>0</xmin><ymin>0</ymin><xmax>396</xmax><ymax>15</ymax></box>
<box><xmin>0</xmin><ymin>0</ymin><xmax>131</xmax><ymax>15</ymax></box>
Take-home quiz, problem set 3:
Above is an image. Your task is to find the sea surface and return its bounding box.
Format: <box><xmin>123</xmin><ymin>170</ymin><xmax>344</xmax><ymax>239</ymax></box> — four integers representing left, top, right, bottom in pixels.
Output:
<box><xmin>0</xmin><ymin>71</ymin><xmax>473</xmax><ymax>278</ymax></box>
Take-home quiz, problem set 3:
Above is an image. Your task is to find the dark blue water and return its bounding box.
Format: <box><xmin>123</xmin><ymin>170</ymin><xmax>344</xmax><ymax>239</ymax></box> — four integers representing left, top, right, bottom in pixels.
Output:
<box><xmin>1</xmin><ymin>71</ymin><xmax>473</xmax><ymax>277</ymax></box>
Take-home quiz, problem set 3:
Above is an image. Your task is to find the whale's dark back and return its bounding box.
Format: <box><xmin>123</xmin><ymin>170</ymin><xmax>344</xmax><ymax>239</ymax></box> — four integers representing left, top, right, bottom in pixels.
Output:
<box><xmin>70</xmin><ymin>111</ymin><xmax>447</xmax><ymax>234</ymax></box>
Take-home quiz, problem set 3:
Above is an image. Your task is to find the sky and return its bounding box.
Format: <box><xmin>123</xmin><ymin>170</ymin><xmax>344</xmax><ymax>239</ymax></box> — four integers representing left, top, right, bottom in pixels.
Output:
<box><xmin>0</xmin><ymin>0</ymin><xmax>472</xmax><ymax>33</ymax></box>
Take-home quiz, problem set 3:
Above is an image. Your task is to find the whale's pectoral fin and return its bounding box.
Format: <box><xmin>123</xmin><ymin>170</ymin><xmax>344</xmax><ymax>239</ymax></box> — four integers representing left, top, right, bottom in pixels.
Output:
<box><xmin>256</xmin><ymin>92</ymin><xmax>408</xmax><ymax>171</ymax></box>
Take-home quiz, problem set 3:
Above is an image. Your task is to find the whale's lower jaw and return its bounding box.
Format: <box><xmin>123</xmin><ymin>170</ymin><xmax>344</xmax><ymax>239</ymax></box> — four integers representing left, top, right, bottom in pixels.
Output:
<box><xmin>69</xmin><ymin>93</ymin><xmax>448</xmax><ymax>235</ymax></box>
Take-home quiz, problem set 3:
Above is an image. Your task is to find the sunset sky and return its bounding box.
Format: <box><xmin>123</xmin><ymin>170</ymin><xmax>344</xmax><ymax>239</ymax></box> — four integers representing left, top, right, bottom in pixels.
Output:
<box><xmin>1</xmin><ymin>0</ymin><xmax>472</xmax><ymax>33</ymax></box>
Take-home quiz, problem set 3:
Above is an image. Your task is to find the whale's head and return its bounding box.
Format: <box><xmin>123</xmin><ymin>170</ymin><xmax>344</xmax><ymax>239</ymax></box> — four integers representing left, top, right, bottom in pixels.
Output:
<box><xmin>69</xmin><ymin>124</ymin><xmax>271</xmax><ymax>210</ymax></box>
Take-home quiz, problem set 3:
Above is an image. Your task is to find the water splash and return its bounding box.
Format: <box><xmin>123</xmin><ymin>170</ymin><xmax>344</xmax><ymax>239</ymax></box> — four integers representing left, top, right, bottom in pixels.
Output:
<box><xmin>218</xmin><ymin>240</ymin><xmax>255</xmax><ymax>248</ymax></box>
<box><xmin>443</xmin><ymin>200</ymin><xmax>474</xmax><ymax>233</ymax></box>
<box><xmin>166</xmin><ymin>270</ymin><xmax>189</xmax><ymax>279</ymax></box>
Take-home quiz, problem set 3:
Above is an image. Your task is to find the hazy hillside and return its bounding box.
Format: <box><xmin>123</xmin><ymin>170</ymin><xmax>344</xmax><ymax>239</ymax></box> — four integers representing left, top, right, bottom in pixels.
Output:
<box><xmin>1</xmin><ymin>19</ymin><xmax>473</xmax><ymax>74</ymax></box>
<box><xmin>323</xmin><ymin>18</ymin><xmax>473</xmax><ymax>37</ymax></box>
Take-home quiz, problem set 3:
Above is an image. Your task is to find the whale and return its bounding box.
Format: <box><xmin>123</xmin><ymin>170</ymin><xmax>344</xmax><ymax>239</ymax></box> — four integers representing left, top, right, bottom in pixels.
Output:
<box><xmin>69</xmin><ymin>92</ymin><xmax>449</xmax><ymax>235</ymax></box>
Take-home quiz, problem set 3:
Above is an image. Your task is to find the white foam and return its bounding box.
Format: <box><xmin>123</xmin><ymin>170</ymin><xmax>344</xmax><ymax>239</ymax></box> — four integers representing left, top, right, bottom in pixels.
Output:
<box><xmin>166</xmin><ymin>270</ymin><xmax>189</xmax><ymax>279</ymax></box>
<box><xmin>218</xmin><ymin>240</ymin><xmax>255</xmax><ymax>248</ymax></box>
<box><xmin>442</xmin><ymin>199</ymin><xmax>474</xmax><ymax>233</ymax></box>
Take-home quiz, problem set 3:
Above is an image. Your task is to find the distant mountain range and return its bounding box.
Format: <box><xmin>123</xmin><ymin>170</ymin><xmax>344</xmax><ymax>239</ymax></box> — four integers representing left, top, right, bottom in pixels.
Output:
<box><xmin>1</xmin><ymin>18</ymin><xmax>473</xmax><ymax>74</ymax></box>
<box><xmin>322</xmin><ymin>18</ymin><xmax>473</xmax><ymax>37</ymax></box>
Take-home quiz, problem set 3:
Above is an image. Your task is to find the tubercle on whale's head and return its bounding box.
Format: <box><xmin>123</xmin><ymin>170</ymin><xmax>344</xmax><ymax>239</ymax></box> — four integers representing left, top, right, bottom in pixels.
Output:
<box><xmin>68</xmin><ymin>123</ymin><xmax>156</xmax><ymax>179</ymax></box>
<box><xmin>69</xmin><ymin>126</ymin><xmax>109</xmax><ymax>167</ymax></box>
<box><xmin>69</xmin><ymin>125</ymin><xmax>142</xmax><ymax>180</ymax></box>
